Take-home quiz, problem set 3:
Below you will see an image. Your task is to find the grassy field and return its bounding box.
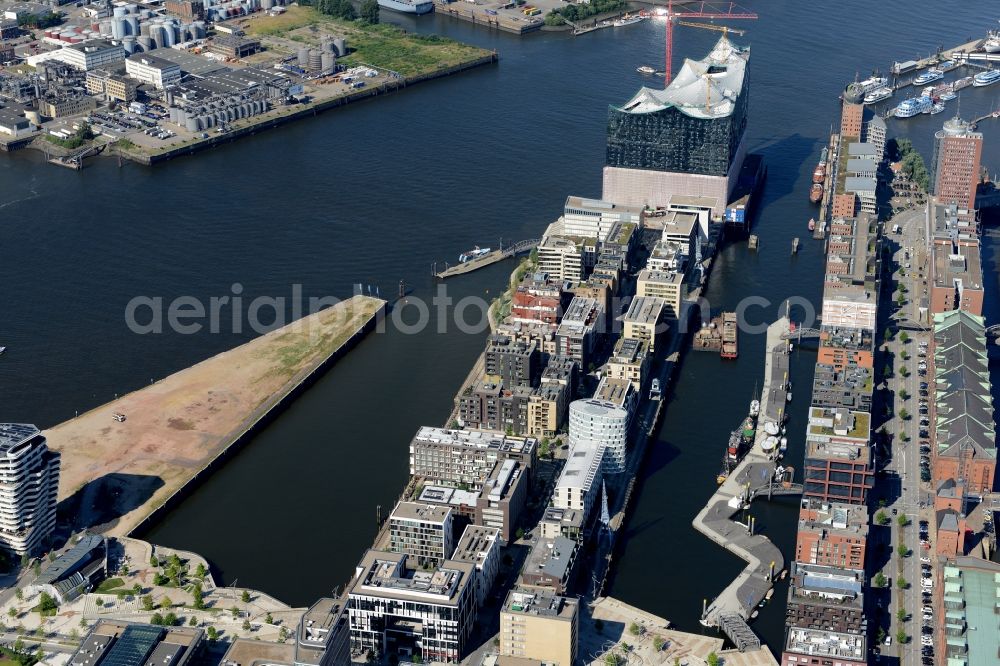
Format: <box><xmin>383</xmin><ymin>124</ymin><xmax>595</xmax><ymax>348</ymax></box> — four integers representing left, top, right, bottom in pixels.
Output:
<box><xmin>244</xmin><ymin>6</ymin><xmax>490</xmax><ymax>76</ymax></box>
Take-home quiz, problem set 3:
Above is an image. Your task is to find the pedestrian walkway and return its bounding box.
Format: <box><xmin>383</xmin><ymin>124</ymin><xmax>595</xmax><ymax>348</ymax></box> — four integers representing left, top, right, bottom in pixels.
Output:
<box><xmin>691</xmin><ymin>318</ymin><xmax>792</xmax><ymax>650</ymax></box>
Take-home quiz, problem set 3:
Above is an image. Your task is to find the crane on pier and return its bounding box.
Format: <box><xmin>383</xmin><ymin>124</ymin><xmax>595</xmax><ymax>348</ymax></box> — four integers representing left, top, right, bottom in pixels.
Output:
<box><xmin>662</xmin><ymin>0</ymin><xmax>758</xmax><ymax>86</ymax></box>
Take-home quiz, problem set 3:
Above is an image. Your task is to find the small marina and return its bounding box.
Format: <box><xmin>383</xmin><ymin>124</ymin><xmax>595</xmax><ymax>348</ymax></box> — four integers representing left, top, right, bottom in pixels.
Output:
<box><xmin>692</xmin><ymin>317</ymin><xmax>802</xmax><ymax>650</ymax></box>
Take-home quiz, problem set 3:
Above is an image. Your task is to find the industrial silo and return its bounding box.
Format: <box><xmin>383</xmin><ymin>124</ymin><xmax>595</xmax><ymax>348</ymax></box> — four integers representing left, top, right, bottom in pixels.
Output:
<box><xmin>137</xmin><ymin>35</ymin><xmax>153</xmax><ymax>51</ymax></box>
<box><xmin>308</xmin><ymin>49</ymin><xmax>322</xmax><ymax>71</ymax></box>
<box><xmin>113</xmin><ymin>6</ymin><xmax>127</xmax><ymax>17</ymax></box>
<box><xmin>185</xmin><ymin>115</ymin><xmax>201</xmax><ymax>132</ymax></box>
<box><xmin>122</xmin><ymin>36</ymin><xmax>136</xmax><ymax>53</ymax></box>
<box><xmin>192</xmin><ymin>21</ymin><xmax>206</xmax><ymax>38</ymax></box>
<box><xmin>126</xmin><ymin>16</ymin><xmax>139</xmax><ymax>35</ymax></box>
<box><xmin>148</xmin><ymin>24</ymin><xmax>164</xmax><ymax>48</ymax></box>
<box><xmin>161</xmin><ymin>24</ymin><xmax>176</xmax><ymax>47</ymax></box>
<box><xmin>111</xmin><ymin>18</ymin><xmax>125</xmax><ymax>39</ymax></box>
<box><xmin>333</xmin><ymin>38</ymin><xmax>346</xmax><ymax>57</ymax></box>
<box><xmin>261</xmin><ymin>0</ymin><xmax>273</xmax><ymax>9</ymax></box>
<box><xmin>321</xmin><ymin>52</ymin><xmax>335</xmax><ymax>73</ymax></box>
<box><xmin>297</xmin><ymin>47</ymin><xmax>309</xmax><ymax>68</ymax></box>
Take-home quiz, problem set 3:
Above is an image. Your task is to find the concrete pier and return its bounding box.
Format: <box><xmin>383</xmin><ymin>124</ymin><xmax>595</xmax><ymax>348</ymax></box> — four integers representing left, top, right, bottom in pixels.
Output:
<box><xmin>691</xmin><ymin>317</ymin><xmax>792</xmax><ymax>649</ymax></box>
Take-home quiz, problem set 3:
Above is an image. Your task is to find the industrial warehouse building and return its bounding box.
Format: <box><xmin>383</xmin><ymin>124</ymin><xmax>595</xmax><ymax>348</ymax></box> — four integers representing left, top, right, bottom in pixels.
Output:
<box><xmin>165</xmin><ymin>67</ymin><xmax>293</xmax><ymax>132</ymax></box>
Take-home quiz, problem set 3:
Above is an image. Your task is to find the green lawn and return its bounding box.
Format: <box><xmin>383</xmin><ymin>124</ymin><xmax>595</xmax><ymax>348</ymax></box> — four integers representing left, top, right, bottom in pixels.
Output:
<box><xmin>94</xmin><ymin>577</ymin><xmax>124</xmax><ymax>593</ymax></box>
<box><xmin>244</xmin><ymin>7</ymin><xmax>490</xmax><ymax>77</ymax></box>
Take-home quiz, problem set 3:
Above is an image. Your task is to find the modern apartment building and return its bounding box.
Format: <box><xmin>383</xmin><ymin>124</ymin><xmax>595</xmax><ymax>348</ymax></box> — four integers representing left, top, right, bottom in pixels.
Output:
<box><xmin>604</xmin><ymin>336</ymin><xmax>651</xmax><ymax>393</ymax></box>
<box><xmin>409</xmin><ymin>427</ymin><xmax>536</xmax><ymax>490</ymax></box>
<box><xmin>388</xmin><ymin>502</ymin><xmax>454</xmax><ymax>568</ymax></box>
<box><xmin>794</xmin><ymin>500</ymin><xmax>868</xmax><ymax>570</ymax></box>
<box><xmin>475</xmin><ymin>459</ymin><xmax>528</xmax><ymax>543</ymax></box>
<box><xmin>451</xmin><ymin>525</ymin><xmax>499</xmax><ymax>609</ymax></box>
<box><xmin>621</xmin><ymin>296</ymin><xmax>668</xmax><ymax>352</ymax></box>
<box><xmin>553</xmin><ymin>444</ymin><xmax>603</xmax><ymax>522</ymax></box>
<box><xmin>554</xmin><ymin>297</ymin><xmax>604</xmax><ymax>367</ymax></box>
<box><xmin>636</xmin><ymin>269</ymin><xmax>685</xmax><ymax>321</ymax></box>
<box><xmin>781</xmin><ymin>563</ymin><xmax>867</xmax><ymax>666</ymax></box>
<box><xmin>294</xmin><ymin>597</ymin><xmax>350</xmax><ymax>666</ymax></box>
<box><xmin>562</xmin><ymin>196</ymin><xmax>643</xmax><ymax>241</ymax></box>
<box><xmin>0</xmin><ymin>424</ymin><xmax>60</xmax><ymax>556</ymax></box>
<box><xmin>348</xmin><ymin>550</ymin><xmax>475</xmax><ymax>664</ymax></box>
<box><xmin>500</xmin><ymin>588</ymin><xmax>578</xmax><ymax>666</ymax></box>
<box><xmin>70</xmin><ymin>621</ymin><xmax>204</xmax><ymax>666</ymax></box>
<box><xmin>484</xmin><ymin>335</ymin><xmax>540</xmax><ymax>388</ymax></box>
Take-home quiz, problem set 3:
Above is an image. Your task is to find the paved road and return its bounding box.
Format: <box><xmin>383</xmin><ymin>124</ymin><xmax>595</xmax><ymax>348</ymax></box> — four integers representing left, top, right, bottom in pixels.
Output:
<box><xmin>878</xmin><ymin>206</ymin><xmax>935</xmax><ymax>666</ymax></box>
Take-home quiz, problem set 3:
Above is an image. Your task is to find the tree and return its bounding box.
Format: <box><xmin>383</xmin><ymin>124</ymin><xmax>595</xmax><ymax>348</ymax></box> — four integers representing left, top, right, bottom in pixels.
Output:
<box><xmin>15</xmin><ymin>588</ymin><xmax>23</xmax><ymax>602</ymax></box>
<box><xmin>241</xmin><ymin>590</ymin><xmax>251</xmax><ymax>604</ymax></box>
<box><xmin>150</xmin><ymin>612</ymin><xmax>164</xmax><ymax>626</ymax></box>
<box><xmin>242</xmin><ymin>619</ymin><xmax>251</xmax><ymax>632</ymax></box>
<box><xmin>7</xmin><ymin>607</ymin><xmax>15</xmax><ymax>619</ymax></box>
<box><xmin>230</xmin><ymin>605</ymin><xmax>240</xmax><ymax>619</ymax></box>
<box><xmin>899</xmin><ymin>408</ymin><xmax>910</xmax><ymax>420</ymax></box>
<box><xmin>36</xmin><ymin>592</ymin><xmax>57</xmax><ymax>617</ymax></box>
<box><xmin>874</xmin><ymin>571</ymin><xmax>887</xmax><ymax>588</ymax></box>
<box><xmin>897</xmin><ymin>607</ymin><xmax>907</xmax><ymax>622</ymax></box>
<box><xmin>195</xmin><ymin>563</ymin><xmax>207</xmax><ymax>580</ymax></box>
<box><xmin>515</xmin><ymin>527</ymin><xmax>525</xmax><ymax>541</ymax></box>
<box><xmin>897</xmin><ymin>576</ymin><xmax>908</xmax><ymax>589</ymax></box>
<box><xmin>279</xmin><ymin>626</ymin><xmax>290</xmax><ymax>642</ymax></box>
<box><xmin>150</xmin><ymin>555</ymin><xmax>159</xmax><ymax>568</ymax></box>
<box><xmin>265</xmin><ymin>612</ymin><xmax>273</xmax><ymax>625</ymax></box>
<box><xmin>899</xmin><ymin>331</ymin><xmax>909</xmax><ymax>344</ymax></box>
<box><xmin>897</xmin><ymin>514</ymin><xmax>910</xmax><ymax>527</ymax></box>
<box><xmin>142</xmin><ymin>595</ymin><xmax>154</xmax><ymax>611</ymax></box>
<box><xmin>189</xmin><ymin>616</ymin><xmax>198</xmax><ymax>627</ymax></box>
<box><xmin>604</xmin><ymin>654</ymin><xmax>622</xmax><ymax>666</ymax></box>
<box><xmin>121</xmin><ymin>562</ymin><xmax>129</xmax><ymax>575</ymax></box>
<box><xmin>628</xmin><ymin>622</ymin><xmax>642</xmax><ymax>636</ymax></box>
<box><xmin>192</xmin><ymin>585</ymin><xmax>205</xmax><ymax>610</ymax></box>
<box><xmin>896</xmin><ymin>629</ymin><xmax>908</xmax><ymax>644</ymax></box>
<box><xmin>32</xmin><ymin>561</ymin><xmax>40</xmax><ymax>576</ymax></box>
<box><xmin>132</xmin><ymin>583</ymin><xmax>142</xmax><ymax>596</ymax></box>
<box><xmin>876</xmin><ymin>510</ymin><xmax>890</xmax><ymax>526</ymax></box>
<box><xmin>207</xmin><ymin>626</ymin><xmax>218</xmax><ymax>641</ymax></box>
<box><xmin>164</xmin><ymin>612</ymin><xmax>178</xmax><ymax>626</ymax></box>
<box><xmin>160</xmin><ymin>596</ymin><xmax>172</xmax><ymax>609</ymax></box>
<box><xmin>707</xmin><ymin>652</ymin><xmax>720</xmax><ymax>666</ymax></box>
<box><xmin>653</xmin><ymin>635</ymin><xmax>666</xmax><ymax>651</ymax></box>
<box><xmin>360</xmin><ymin>0</ymin><xmax>380</xmax><ymax>23</ymax></box>
<box><xmin>897</xmin><ymin>544</ymin><xmax>910</xmax><ymax>558</ymax></box>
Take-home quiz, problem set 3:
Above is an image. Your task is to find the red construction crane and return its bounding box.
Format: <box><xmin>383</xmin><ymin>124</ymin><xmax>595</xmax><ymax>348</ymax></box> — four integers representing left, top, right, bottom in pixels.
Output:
<box><xmin>663</xmin><ymin>0</ymin><xmax>758</xmax><ymax>87</ymax></box>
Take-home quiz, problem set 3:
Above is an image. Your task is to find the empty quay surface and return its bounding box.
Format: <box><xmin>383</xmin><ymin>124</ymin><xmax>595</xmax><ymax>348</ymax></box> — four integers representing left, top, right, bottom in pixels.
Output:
<box><xmin>691</xmin><ymin>318</ymin><xmax>791</xmax><ymax>639</ymax></box>
<box><xmin>47</xmin><ymin>295</ymin><xmax>386</xmax><ymax>537</ymax></box>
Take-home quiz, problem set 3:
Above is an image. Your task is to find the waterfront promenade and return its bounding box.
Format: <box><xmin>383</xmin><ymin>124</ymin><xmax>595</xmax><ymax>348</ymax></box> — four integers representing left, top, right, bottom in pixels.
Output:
<box><xmin>691</xmin><ymin>317</ymin><xmax>792</xmax><ymax>647</ymax></box>
<box><xmin>47</xmin><ymin>295</ymin><xmax>386</xmax><ymax>537</ymax></box>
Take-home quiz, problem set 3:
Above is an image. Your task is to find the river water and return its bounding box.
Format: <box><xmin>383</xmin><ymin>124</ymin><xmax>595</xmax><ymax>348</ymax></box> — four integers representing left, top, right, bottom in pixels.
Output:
<box><xmin>1</xmin><ymin>0</ymin><xmax>999</xmax><ymax>654</ymax></box>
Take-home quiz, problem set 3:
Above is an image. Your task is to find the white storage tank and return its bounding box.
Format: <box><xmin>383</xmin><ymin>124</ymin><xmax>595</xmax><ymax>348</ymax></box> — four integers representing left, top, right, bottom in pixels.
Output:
<box><xmin>321</xmin><ymin>52</ymin><xmax>335</xmax><ymax>73</ymax></box>
<box><xmin>333</xmin><ymin>38</ymin><xmax>346</xmax><ymax>57</ymax></box>
<box><xmin>308</xmin><ymin>49</ymin><xmax>322</xmax><ymax>71</ymax></box>
<box><xmin>297</xmin><ymin>47</ymin><xmax>309</xmax><ymax>67</ymax></box>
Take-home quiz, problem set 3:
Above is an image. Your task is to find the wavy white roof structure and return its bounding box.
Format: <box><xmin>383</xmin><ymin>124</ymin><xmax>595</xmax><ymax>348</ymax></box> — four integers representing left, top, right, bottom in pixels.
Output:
<box><xmin>617</xmin><ymin>35</ymin><xmax>749</xmax><ymax>120</ymax></box>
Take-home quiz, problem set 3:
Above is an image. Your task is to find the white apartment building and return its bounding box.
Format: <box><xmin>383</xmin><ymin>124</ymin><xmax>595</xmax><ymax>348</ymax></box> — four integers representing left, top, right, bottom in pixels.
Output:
<box><xmin>553</xmin><ymin>444</ymin><xmax>603</xmax><ymax>523</ymax></box>
<box><xmin>568</xmin><ymin>398</ymin><xmax>631</xmax><ymax>474</ymax></box>
<box><xmin>562</xmin><ymin>196</ymin><xmax>643</xmax><ymax>241</ymax></box>
<box><xmin>0</xmin><ymin>424</ymin><xmax>60</xmax><ymax>556</ymax></box>
<box><xmin>348</xmin><ymin>550</ymin><xmax>476</xmax><ymax>664</ymax></box>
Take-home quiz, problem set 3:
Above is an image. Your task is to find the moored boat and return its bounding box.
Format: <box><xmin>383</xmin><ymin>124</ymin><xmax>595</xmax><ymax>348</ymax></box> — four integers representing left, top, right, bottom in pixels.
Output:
<box><xmin>809</xmin><ymin>183</ymin><xmax>823</xmax><ymax>203</ymax></box>
<box><xmin>863</xmin><ymin>86</ymin><xmax>893</xmax><ymax>104</ymax></box>
<box><xmin>636</xmin><ymin>65</ymin><xmax>656</xmax><ymax>75</ymax></box>
<box><xmin>973</xmin><ymin>69</ymin><xmax>1000</xmax><ymax>87</ymax></box>
<box><xmin>808</xmin><ymin>218</ymin><xmax>816</xmax><ymax>232</ymax></box>
<box><xmin>929</xmin><ymin>102</ymin><xmax>945</xmax><ymax>114</ymax></box>
<box><xmin>613</xmin><ymin>14</ymin><xmax>644</xmax><ymax>26</ymax></box>
<box><xmin>913</xmin><ymin>68</ymin><xmax>943</xmax><ymax>85</ymax></box>
<box><xmin>812</xmin><ymin>162</ymin><xmax>826</xmax><ymax>184</ymax></box>
<box><xmin>894</xmin><ymin>95</ymin><xmax>933</xmax><ymax>118</ymax></box>
<box><xmin>459</xmin><ymin>246</ymin><xmax>491</xmax><ymax>263</ymax></box>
